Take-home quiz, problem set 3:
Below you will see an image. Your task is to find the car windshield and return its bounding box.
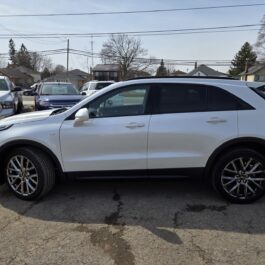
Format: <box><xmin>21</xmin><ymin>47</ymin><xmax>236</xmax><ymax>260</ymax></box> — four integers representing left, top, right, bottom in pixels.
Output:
<box><xmin>0</xmin><ymin>79</ymin><xmax>8</xmax><ymax>91</ymax></box>
<box><xmin>95</xmin><ymin>83</ymin><xmax>113</xmax><ymax>90</ymax></box>
<box><xmin>41</xmin><ymin>84</ymin><xmax>78</xmax><ymax>95</ymax></box>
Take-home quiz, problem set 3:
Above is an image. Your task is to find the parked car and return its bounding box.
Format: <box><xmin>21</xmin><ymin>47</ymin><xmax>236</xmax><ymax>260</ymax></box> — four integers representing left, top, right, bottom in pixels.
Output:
<box><xmin>0</xmin><ymin>76</ymin><xmax>23</xmax><ymax>119</ymax></box>
<box><xmin>1</xmin><ymin>77</ymin><xmax>265</xmax><ymax>203</ymax></box>
<box><xmin>27</xmin><ymin>82</ymin><xmax>84</xmax><ymax>110</ymax></box>
<box><xmin>80</xmin><ymin>80</ymin><xmax>115</xmax><ymax>96</ymax></box>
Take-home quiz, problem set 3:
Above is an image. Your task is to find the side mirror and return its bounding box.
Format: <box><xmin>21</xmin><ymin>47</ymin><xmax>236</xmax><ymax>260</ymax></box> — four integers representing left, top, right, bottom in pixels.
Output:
<box><xmin>81</xmin><ymin>92</ymin><xmax>87</xmax><ymax>96</ymax></box>
<box><xmin>74</xmin><ymin>108</ymin><xmax>89</xmax><ymax>125</ymax></box>
<box><xmin>11</xmin><ymin>86</ymin><xmax>22</xmax><ymax>92</ymax></box>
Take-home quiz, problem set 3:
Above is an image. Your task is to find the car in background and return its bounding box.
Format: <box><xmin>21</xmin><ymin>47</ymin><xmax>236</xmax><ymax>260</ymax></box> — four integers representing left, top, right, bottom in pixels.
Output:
<box><xmin>0</xmin><ymin>76</ymin><xmax>23</xmax><ymax>119</ymax></box>
<box><xmin>29</xmin><ymin>82</ymin><xmax>84</xmax><ymax>110</ymax></box>
<box><xmin>80</xmin><ymin>80</ymin><xmax>115</xmax><ymax>96</ymax></box>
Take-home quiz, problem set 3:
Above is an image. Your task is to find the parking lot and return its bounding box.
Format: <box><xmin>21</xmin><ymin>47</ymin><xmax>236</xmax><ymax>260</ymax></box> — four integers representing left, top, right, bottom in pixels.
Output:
<box><xmin>1</xmin><ymin>179</ymin><xmax>265</xmax><ymax>265</ymax></box>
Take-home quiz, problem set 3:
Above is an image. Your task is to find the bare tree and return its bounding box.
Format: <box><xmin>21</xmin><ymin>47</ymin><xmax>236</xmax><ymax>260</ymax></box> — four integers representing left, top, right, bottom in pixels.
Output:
<box><xmin>100</xmin><ymin>34</ymin><xmax>148</xmax><ymax>79</ymax></box>
<box><xmin>31</xmin><ymin>53</ymin><xmax>53</xmax><ymax>72</ymax></box>
<box><xmin>0</xmin><ymin>55</ymin><xmax>7</xmax><ymax>68</ymax></box>
<box><xmin>256</xmin><ymin>15</ymin><xmax>265</xmax><ymax>59</ymax></box>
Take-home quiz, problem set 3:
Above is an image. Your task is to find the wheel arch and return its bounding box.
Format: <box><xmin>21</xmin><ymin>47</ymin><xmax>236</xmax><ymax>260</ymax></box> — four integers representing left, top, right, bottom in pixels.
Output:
<box><xmin>0</xmin><ymin>140</ymin><xmax>64</xmax><ymax>184</ymax></box>
<box><xmin>204</xmin><ymin>137</ymin><xmax>265</xmax><ymax>179</ymax></box>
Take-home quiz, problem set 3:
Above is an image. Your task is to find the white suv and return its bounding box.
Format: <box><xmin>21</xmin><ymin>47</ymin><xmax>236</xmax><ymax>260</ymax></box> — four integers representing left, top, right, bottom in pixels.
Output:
<box><xmin>0</xmin><ymin>77</ymin><xmax>265</xmax><ymax>203</ymax></box>
<box><xmin>80</xmin><ymin>81</ymin><xmax>115</xmax><ymax>97</ymax></box>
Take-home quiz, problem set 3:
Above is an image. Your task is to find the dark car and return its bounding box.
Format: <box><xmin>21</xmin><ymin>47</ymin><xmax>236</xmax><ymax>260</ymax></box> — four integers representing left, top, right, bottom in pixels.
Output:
<box><xmin>33</xmin><ymin>82</ymin><xmax>84</xmax><ymax>110</ymax></box>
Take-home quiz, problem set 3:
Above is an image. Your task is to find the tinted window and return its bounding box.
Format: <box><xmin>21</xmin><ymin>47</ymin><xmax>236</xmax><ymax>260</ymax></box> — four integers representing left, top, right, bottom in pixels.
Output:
<box><xmin>208</xmin><ymin>87</ymin><xmax>253</xmax><ymax>111</ymax></box>
<box><xmin>155</xmin><ymin>84</ymin><xmax>207</xmax><ymax>114</ymax></box>
<box><xmin>208</xmin><ymin>87</ymin><xmax>238</xmax><ymax>111</ymax></box>
<box><xmin>87</xmin><ymin>85</ymin><xmax>149</xmax><ymax>118</ymax></box>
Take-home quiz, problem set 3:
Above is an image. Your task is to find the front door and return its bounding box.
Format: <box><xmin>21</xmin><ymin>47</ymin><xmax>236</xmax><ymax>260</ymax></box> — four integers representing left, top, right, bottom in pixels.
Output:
<box><xmin>60</xmin><ymin>84</ymin><xmax>151</xmax><ymax>172</ymax></box>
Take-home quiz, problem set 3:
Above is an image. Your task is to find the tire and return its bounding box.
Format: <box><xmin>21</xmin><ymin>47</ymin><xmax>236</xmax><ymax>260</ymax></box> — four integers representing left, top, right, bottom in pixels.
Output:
<box><xmin>4</xmin><ymin>147</ymin><xmax>55</xmax><ymax>200</ymax></box>
<box><xmin>212</xmin><ymin>148</ymin><xmax>265</xmax><ymax>204</ymax></box>
<box><xmin>16</xmin><ymin>101</ymin><xmax>24</xmax><ymax>114</ymax></box>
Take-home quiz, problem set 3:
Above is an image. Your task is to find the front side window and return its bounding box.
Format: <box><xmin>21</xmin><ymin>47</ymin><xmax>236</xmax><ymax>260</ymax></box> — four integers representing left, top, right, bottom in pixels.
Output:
<box><xmin>0</xmin><ymin>79</ymin><xmax>9</xmax><ymax>91</ymax></box>
<box><xmin>87</xmin><ymin>85</ymin><xmax>149</xmax><ymax>118</ymax></box>
<box><xmin>154</xmin><ymin>84</ymin><xmax>207</xmax><ymax>114</ymax></box>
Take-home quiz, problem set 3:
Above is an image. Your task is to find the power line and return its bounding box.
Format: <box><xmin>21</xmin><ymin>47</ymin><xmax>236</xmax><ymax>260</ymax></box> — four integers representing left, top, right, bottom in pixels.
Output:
<box><xmin>0</xmin><ymin>23</ymin><xmax>261</xmax><ymax>39</ymax></box>
<box><xmin>0</xmin><ymin>3</ymin><xmax>264</xmax><ymax>17</ymax></box>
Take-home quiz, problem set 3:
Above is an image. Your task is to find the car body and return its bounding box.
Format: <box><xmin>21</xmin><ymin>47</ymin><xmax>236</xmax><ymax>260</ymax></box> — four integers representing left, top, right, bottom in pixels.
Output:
<box><xmin>33</xmin><ymin>82</ymin><xmax>84</xmax><ymax>110</ymax></box>
<box><xmin>1</xmin><ymin>77</ymin><xmax>265</xmax><ymax>203</ymax></box>
<box><xmin>0</xmin><ymin>76</ymin><xmax>23</xmax><ymax>119</ymax></box>
<box><xmin>80</xmin><ymin>80</ymin><xmax>115</xmax><ymax>97</ymax></box>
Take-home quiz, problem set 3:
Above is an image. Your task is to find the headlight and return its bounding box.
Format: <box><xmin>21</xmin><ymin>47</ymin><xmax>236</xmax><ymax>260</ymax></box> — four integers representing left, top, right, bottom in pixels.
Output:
<box><xmin>0</xmin><ymin>124</ymin><xmax>13</xmax><ymax>131</ymax></box>
<box><xmin>39</xmin><ymin>100</ymin><xmax>50</xmax><ymax>106</ymax></box>
<box><xmin>0</xmin><ymin>101</ymin><xmax>14</xmax><ymax>110</ymax></box>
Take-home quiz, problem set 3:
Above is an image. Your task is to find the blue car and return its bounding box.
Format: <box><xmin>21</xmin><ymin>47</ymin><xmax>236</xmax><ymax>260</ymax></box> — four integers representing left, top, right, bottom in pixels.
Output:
<box><xmin>32</xmin><ymin>82</ymin><xmax>84</xmax><ymax>110</ymax></box>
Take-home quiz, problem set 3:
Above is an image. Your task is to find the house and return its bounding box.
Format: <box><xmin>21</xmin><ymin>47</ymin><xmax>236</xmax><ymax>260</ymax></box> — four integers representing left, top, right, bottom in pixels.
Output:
<box><xmin>188</xmin><ymin>64</ymin><xmax>228</xmax><ymax>77</ymax></box>
<box><xmin>16</xmin><ymin>66</ymin><xmax>41</xmax><ymax>83</ymax></box>
<box><xmin>45</xmin><ymin>69</ymin><xmax>89</xmax><ymax>89</ymax></box>
<box><xmin>0</xmin><ymin>68</ymin><xmax>33</xmax><ymax>87</ymax></box>
<box><xmin>92</xmin><ymin>64</ymin><xmax>121</xmax><ymax>82</ymax></box>
<box><xmin>171</xmin><ymin>70</ymin><xmax>187</xmax><ymax>76</ymax></box>
<box><xmin>239</xmin><ymin>64</ymin><xmax>265</xmax><ymax>82</ymax></box>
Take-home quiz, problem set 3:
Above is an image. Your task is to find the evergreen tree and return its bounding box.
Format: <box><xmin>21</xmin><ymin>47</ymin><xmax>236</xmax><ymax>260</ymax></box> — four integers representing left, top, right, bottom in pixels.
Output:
<box><xmin>229</xmin><ymin>42</ymin><xmax>257</xmax><ymax>77</ymax></box>
<box><xmin>8</xmin><ymin>38</ymin><xmax>17</xmax><ymax>66</ymax></box>
<box><xmin>16</xmin><ymin>44</ymin><xmax>32</xmax><ymax>69</ymax></box>
<box><xmin>156</xmin><ymin>59</ymin><xmax>168</xmax><ymax>76</ymax></box>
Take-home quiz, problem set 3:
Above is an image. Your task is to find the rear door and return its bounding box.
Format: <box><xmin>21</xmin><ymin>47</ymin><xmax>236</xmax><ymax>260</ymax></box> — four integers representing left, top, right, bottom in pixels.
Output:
<box><xmin>147</xmin><ymin>83</ymin><xmax>240</xmax><ymax>171</ymax></box>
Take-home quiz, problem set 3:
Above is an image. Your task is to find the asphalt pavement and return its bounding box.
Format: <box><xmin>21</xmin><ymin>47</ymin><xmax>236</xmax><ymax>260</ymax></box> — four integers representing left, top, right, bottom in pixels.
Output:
<box><xmin>0</xmin><ymin>179</ymin><xmax>265</xmax><ymax>265</ymax></box>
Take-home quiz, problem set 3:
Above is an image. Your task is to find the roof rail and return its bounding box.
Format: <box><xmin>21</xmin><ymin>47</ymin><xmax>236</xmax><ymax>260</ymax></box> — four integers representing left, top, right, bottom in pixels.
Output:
<box><xmin>127</xmin><ymin>76</ymin><xmax>235</xmax><ymax>81</ymax></box>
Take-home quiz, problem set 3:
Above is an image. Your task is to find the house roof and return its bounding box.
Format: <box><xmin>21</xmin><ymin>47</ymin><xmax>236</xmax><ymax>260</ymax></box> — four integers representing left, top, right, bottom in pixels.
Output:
<box><xmin>0</xmin><ymin>68</ymin><xmax>31</xmax><ymax>79</ymax></box>
<box><xmin>188</xmin><ymin>64</ymin><xmax>227</xmax><ymax>77</ymax></box>
<box><xmin>16</xmin><ymin>66</ymin><xmax>40</xmax><ymax>75</ymax></box>
<box><xmin>171</xmin><ymin>70</ymin><xmax>187</xmax><ymax>76</ymax></box>
<box><xmin>68</xmin><ymin>69</ymin><xmax>88</xmax><ymax>76</ymax></box>
<box><xmin>93</xmin><ymin>64</ymin><xmax>120</xmax><ymax>72</ymax></box>
<box><xmin>239</xmin><ymin>64</ymin><xmax>265</xmax><ymax>76</ymax></box>
<box><xmin>45</xmin><ymin>70</ymin><xmax>88</xmax><ymax>81</ymax></box>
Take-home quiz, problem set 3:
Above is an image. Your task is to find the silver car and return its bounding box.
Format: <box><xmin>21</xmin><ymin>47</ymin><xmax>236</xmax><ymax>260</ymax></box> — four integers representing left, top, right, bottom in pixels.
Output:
<box><xmin>0</xmin><ymin>76</ymin><xmax>23</xmax><ymax>119</ymax></box>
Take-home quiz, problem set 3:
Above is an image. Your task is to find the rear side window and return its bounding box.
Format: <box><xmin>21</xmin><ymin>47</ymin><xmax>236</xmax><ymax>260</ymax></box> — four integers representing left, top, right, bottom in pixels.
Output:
<box><xmin>154</xmin><ymin>84</ymin><xmax>207</xmax><ymax>114</ymax></box>
<box><xmin>208</xmin><ymin>87</ymin><xmax>254</xmax><ymax>111</ymax></box>
<box><xmin>208</xmin><ymin>88</ymin><xmax>238</xmax><ymax>111</ymax></box>
<box><xmin>153</xmin><ymin>83</ymin><xmax>253</xmax><ymax>114</ymax></box>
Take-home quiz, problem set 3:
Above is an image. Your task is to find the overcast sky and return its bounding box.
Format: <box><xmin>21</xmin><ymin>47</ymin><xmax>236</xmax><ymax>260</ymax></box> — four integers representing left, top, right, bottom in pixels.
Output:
<box><xmin>0</xmin><ymin>0</ymin><xmax>264</xmax><ymax>73</ymax></box>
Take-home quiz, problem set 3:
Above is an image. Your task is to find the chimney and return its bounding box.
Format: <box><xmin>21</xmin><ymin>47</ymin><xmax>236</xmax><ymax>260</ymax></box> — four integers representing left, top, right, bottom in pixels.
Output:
<box><xmin>194</xmin><ymin>61</ymin><xmax>198</xmax><ymax>69</ymax></box>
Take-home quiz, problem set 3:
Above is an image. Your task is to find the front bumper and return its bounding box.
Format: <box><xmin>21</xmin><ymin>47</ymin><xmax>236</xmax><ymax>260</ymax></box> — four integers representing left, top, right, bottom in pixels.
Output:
<box><xmin>0</xmin><ymin>108</ymin><xmax>15</xmax><ymax>120</ymax></box>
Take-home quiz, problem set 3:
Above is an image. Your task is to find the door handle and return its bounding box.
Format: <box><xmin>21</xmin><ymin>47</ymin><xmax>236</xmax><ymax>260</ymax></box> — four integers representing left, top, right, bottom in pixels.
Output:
<box><xmin>207</xmin><ymin>117</ymin><xmax>227</xmax><ymax>124</ymax></box>
<box><xmin>125</xmin><ymin>122</ymin><xmax>145</xmax><ymax>129</ymax></box>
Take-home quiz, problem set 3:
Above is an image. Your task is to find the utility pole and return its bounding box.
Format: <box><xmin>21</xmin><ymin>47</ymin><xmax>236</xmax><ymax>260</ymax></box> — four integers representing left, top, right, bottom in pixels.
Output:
<box><xmin>67</xmin><ymin>39</ymin><xmax>69</xmax><ymax>76</ymax></box>
<box><xmin>91</xmin><ymin>35</ymin><xmax>94</xmax><ymax>79</ymax></box>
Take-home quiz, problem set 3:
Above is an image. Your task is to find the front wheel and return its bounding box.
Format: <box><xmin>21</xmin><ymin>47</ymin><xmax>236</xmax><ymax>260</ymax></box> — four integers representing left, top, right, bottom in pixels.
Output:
<box><xmin>5</xmin><ymin>147</ymin><xmax>55</xmax><ymax>200</ymax></box>
<box><xmin>212</xmin><ymin>148</ymin><xmax>265</xmax><ymax>203</ymax></box>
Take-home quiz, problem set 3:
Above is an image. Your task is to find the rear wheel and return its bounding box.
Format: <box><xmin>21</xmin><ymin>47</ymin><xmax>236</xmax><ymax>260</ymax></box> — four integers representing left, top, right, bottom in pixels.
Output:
<box><xmin>212</xmin><ymin>148</ymin><xmax>265</xmax><ymax>203</ymax></box>
<box><xmin>5</xmin><ymin>147</ymin><xmax>55</xmax><ymax>200</ymax></box>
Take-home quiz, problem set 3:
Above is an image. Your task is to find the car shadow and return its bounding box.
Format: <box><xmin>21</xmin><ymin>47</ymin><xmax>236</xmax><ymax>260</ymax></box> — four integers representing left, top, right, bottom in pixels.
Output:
<box><xmin>0</xmin><ymin>179</ymin><xmax>265</xmax><ymax>245</ymax></box>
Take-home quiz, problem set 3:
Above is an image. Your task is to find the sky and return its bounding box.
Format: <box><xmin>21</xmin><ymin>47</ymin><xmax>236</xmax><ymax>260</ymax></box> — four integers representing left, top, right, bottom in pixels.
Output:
<box><xmin>0</xmin><ymin>0</ymin><xmax>264</xmax><ymax>74</ymax></box>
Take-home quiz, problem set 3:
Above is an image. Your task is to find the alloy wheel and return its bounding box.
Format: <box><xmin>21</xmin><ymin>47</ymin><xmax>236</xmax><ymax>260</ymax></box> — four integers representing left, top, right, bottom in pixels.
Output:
<box><xmin>221</xmin><ymin>157</ymin><xmax>265</xmax><ymax>200</ymax></box>
<box><xmin>6</xmin><ymin>155</ymin><xmax>39</xmax><ymax>197</ymax></box>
